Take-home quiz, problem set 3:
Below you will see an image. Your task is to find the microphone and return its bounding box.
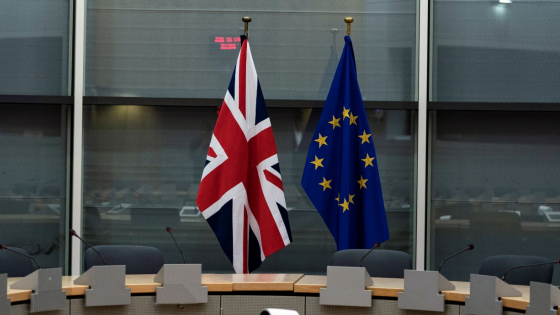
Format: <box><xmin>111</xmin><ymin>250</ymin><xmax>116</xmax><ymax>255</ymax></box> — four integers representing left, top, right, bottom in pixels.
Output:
<box><xmin>0</xmin><ymin>244</ymin><xmax>41</xmax><ymax>270</ymax></box>
<box><xmin>438</xmin><ymin>244</ymin><xmax>474</xmax><ymax>273</ymax></box>
<box><xmin>359</xmin><ymin>242</ymin><xmax>381</xmax><ymax>267</ymax></box>
<box><xmin>501</xmin><ymin>260</ymin><xmax>560</xmax><ymax>281</ymax></box>
<box><xmin>69</xmin><ymin>229</ymin><xmax>106</xmax><ymax>265</ymax></box>
<box><xmin>166</xmin><ymin>226</ymin><xmax>186</xmax><ymax>264</ymax></box>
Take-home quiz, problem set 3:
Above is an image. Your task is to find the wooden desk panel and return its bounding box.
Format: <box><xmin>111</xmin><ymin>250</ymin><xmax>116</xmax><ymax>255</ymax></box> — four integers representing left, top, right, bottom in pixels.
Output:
<box><xmin>218</xmin><ymin>273</ymin><xmax>304</xmax><ymax>291</ymax></box>
<box><xmin>293</xmin><ymin>275</ymin><xmax>326</xmax><ymax>294</ymax></box>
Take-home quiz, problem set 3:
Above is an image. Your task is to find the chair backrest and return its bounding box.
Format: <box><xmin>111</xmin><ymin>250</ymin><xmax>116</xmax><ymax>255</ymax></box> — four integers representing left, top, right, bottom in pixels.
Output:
<box><xmin>85</xmin><ymin>245</ymin><xmax>164</xmax><ymax>274</ymax></box>
<box><xmin>0</xmin><ymin>247</ymin><xmax>35</xmax><ymax>277</ymax></box>
<box><xmin>478</xmin><ymin>255</ymin><xmax>553</xmax><ymax>285</ymax></box>
<box><xmin>330</xmin><ymin>249</ymin><xmax>412</xmax><ymax>278</ymax></box>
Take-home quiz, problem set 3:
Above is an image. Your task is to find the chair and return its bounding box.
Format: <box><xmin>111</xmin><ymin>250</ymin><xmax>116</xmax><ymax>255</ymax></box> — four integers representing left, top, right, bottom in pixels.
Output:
<box><xmin>330</xmin><ymin>249</ymin><xmax>412</xmax><ymax>278</ymax></box>
<box><xmin>478</xmin><ymin>255</ymin><xmax>553</xmax><ymax>285</ymax></box>
<box><xmin>0</xmin><ymin>247</ymin><xmax>36</xmax><ymax>277</ymax></box>
<box><xmin>84</xmin><ymin>245</ymin><xmax>164</xmax><ymax>274</ymax></box>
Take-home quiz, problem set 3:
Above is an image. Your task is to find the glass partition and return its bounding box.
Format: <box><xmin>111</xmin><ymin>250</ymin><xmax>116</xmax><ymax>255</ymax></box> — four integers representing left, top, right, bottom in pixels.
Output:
<box><xmin>429</xmin><ymin>111</ymin><xmax>560</xmax><ymax>285</ymax></box>
<box><xmin>83</xmin><ymin>105</ymin><xmax>416</xmax><ymax>273</ymax></box>
<box><xmin>0</xmin><ymin>104</ymin><xmax>69</xmax><ymax>270</ymax></box>
<box><xmin>432</xmin><ymin>0</ymin><xmax>560</xmax><ymax>103</ymax></box>
<box><xmin>85</xmin><ymin>0</ymin><xmax>417</xmax><ymax>101</ymax></box>
<box><xmin>0</xmin><ymin>0</ymin><xmax>71</xmax><ymax>95</ymax></box>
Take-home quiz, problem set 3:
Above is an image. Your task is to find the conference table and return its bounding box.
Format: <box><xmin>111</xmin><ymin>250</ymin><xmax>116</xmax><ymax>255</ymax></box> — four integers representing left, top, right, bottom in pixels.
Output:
<box><xmin>6</xmin><ymin>273</ymin><xmax>543</xmax><ymax>315</ymax></box>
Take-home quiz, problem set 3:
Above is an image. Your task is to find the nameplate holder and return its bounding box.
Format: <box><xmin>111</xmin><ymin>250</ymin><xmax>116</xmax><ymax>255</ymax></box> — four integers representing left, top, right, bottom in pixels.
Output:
<box><xmin>319</xmin><ymin>266</ymin><xmax>373</xmax><ymax>307</ymax></box>
<box><xmin>465</xmin><ymin>274</ymin><xmax>522</xmax><ymax>315</ymax></box>
<box><xmin>525</xmin><ymin>281</ymin><xmax>560</xmax><ymax>315</ymax></box>
<box><xmin>1</xmin><ymin>274</ymin><xmax>10</xmax><ymax>315</ymax></box>
<box><xmin>74</xmin><ymin>265</ymin><xmax>131</xmax><ymax>307</ymax></box>
<box><xmin>11</xmin><ymin>268</ymin><xmax>66</xmax><ymax>313</ymax></box>
<box><xmin>154</xmin><ymin>264</ymin><xmax>208</xmax><ymax>304</ymax></box>
<box><xmin>398</xmin><ymin>270</ymin><xmax>455</xmax><ymax>312</ymax></box>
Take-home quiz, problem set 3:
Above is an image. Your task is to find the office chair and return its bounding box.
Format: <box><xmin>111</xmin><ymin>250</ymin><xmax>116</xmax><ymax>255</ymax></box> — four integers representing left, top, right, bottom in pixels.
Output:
<box><xmin>0</xmin><ymin>247</ymin><xmax>36</xmax><ymax>277</ymax></box>
<box><xmin>330</xmin><ymin>249</ymin><xmax>412</xmax><ymax>278</ymax></box>
<box><xmin>84</xmin><ymin>245</ymin><xmax>164</xmax><ymax>274</ymax></box>
<box><xmin>478</xmin><ymin>255</ymin><xmax>553</xmax><ymax>285</ymax></box>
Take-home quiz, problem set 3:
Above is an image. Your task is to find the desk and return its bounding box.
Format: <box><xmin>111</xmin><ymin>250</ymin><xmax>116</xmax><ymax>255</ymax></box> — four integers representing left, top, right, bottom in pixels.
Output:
<box><xmin>6</xmin><ymin>274</ymin><xmax>547</xmax><ymax>315</ymax></box>
<box><xmin>295</xmin><ymin>276</ymin><xmax>544</xmax><ymax>315</ymax></box>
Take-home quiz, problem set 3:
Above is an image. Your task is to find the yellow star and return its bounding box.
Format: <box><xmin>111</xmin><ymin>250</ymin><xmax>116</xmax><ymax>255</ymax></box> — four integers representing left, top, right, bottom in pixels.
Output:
<box><xmin>357</xmin><ymin>176</ymin><xmax>368</xmax><ymax>189</ymax></box>
<box><xmin>335</xmin><ymin>193</ymin><xmax>340</xmax><ymax>203</ymax></box>
<box><xmin>315</xmin><ymin>134</ymin><xmax>328</xmax><ymax>148</ymax></box>
<box><xmin>358</xmin><ymin>130</ymin><xmax>371</xmax><ymax>144</ymax></box>
<box><xmin>362</xmin><ymin>154</ymin><xmax>375</xmax><ymax>168</ymax></box>
<box><xmin>349</xmin><ymin>113</ymin><xmax>358</xmax><ymax>125</ymax></box>
<box><xmin>342</xmin><ymin>106</ymin><xmax>350</xmax><ymax>120</ymax></box>
<box><xmin>319</xmin><ymin>177</ymin><xmax>332</xmax><ymax>191</ymax></box>
<box><xmin>340</xmin><ymin>198</ymin><xmax>350</xmax><ymax>212</ymax></box>
<box><xmin>349</xmin><ymin>194</ymin><xmax>355</xmax><ymax>204</ymax></box>
<box><xmin>328</xmin><ymin>116</ymin><xmax>341</xmax><ymax>129</ymax></box>
<box><xmin>310</xmin><ymin>155</ymin><xmax>324</xmax><ymax>170</ymax></box>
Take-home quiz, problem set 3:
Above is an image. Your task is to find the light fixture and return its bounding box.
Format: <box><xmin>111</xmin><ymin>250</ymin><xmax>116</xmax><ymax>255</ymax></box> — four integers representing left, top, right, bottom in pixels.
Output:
<box><xmin>499</xmin><ymin>0</ymin><xmax>512</xmax><ymax>3</ymax></box>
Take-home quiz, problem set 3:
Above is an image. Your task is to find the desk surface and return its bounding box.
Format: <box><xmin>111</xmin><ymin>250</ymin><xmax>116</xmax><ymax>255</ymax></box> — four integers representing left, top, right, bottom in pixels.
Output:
<box><xmin>6</xmin><ymin>273</ymin><xmax>538</xmax><ymax>312</ymax></box>
<box><xmin>218</xmin><ymin>273</ymin><xmax>304</xmax><ymax>291</ymax></box>
<box><xmin>294</xmin><ymin>275</ymin><xmax>535</xmax><ymax>311</ymax></box>
<box><xmin>7</xmin><ymin>274</ymin><xmax>234</xmax><ymax>303</ymax></box>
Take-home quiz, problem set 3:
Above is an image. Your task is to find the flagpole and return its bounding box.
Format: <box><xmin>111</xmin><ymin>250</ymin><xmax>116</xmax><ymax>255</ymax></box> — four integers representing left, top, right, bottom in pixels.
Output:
<box><xmin>344</xmin><ymin>17</ymin><xmax>353</xmax><ymax>36</ymax></box>
<box><xmin>242</xmin><ymin>16</ymin><xmax>251</xmax><ymax>37</ymax></box>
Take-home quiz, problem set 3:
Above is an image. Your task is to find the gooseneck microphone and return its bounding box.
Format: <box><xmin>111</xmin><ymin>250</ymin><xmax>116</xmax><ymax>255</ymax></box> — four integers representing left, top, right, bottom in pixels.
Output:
<box><xmin>359</xmin><ymin>243</ymin><xmax>381</xmax><ymax>267</ymax></box>
<box><xmin>0</xmin><ymin>244</ymin><xmax>41</xmax><ymax>270</ymax></box>
<box><xmin>166</xmin><ymin>227</ymin><xmax>186</xmax><ymax>264</ymax></box>
<box><xmin>501</xmin><ymin>260</ymin><xmax>560</xmax><ymax>281</ymax></box>
<box><xmin>70</xmin><ymin>229</ymin><xmax>106</xmax><ymax>265</ymax></box>
<box><xmin>438</xmin><ymin>244</ymin><xmax>474</xmax><ymax>273</ymax></box>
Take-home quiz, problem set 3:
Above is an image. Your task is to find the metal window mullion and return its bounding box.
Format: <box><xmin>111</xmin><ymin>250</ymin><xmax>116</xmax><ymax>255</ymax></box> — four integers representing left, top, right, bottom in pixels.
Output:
<box><xmin>415</xmin><ymin>0</ymin><xmax>429</xmax><ymax>271</ymax></box>
<box><xmin>71</xmin><ymin>0</ymin><xmax>86</xmax><ymax>276</ymax></box>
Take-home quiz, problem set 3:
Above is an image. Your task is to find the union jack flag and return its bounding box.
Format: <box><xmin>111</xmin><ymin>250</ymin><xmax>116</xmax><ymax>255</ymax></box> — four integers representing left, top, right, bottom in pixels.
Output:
<box><xmin>196</xmin><ymin>39</ymin><xmax>292</xmax><ymax>274</ymax></box>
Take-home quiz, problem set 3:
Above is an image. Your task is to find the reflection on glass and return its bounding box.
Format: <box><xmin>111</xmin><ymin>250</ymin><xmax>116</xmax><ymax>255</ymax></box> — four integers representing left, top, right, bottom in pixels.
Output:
<box><xmin>83</xmin><ymin>105</ymin><xmax>415</xmax><ymax>273</ymax></box>
<box><xmin>430</xmin><ymin>111</ymin><xmax>560</xmax><ymax>284</ymax></box>
<box><xmin>432</xmin><ymin>0</ymin><xmax>560</xmax><ymax>102</ymax></box>
<box><xmin>0</xmin><ymin>105</ymin><xmax>68</xmax><ymax>270</ymax></box>
<box><xmin>85</xmin><ymin>0</ymin><xmax>416</xmax><ymax>101</ymax></box>
<box><xmin>0</xmin><ymin>0</ymin><xmax>70</xmax><ymax>95</ymax></box>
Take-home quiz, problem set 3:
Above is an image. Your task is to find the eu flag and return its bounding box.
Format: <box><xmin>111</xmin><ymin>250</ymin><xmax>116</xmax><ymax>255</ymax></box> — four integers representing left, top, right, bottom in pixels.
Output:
<box><xmin>302</xmin><ymin>35</ymin><xmax>389</xmax><ymax>250</ymax></box>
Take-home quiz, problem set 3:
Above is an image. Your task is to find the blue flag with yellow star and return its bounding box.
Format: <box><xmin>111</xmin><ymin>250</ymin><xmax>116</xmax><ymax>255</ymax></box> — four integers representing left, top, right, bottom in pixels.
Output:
<box><xmin>302</xmin><ymin>35</ymin><xmax>389</xmax><ymax>250</ymax></box>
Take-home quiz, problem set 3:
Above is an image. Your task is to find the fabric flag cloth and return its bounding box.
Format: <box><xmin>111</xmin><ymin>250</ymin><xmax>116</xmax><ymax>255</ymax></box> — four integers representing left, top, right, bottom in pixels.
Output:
<box><xmin>302</xmin><ymin>35</ymin><xmax>389</xmax><ymax>250</ymax></box>
<box><xmin>196</xmin><ymin>39</ymin><xmax>292</xmax><ymax>274</ymax></box>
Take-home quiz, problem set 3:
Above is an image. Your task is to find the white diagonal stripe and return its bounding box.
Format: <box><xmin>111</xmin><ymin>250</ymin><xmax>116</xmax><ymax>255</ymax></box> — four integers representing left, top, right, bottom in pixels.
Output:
<box><xmin>257</xmin><ymin>155</ymin><xmax>291</xmax><ymax>246</ymax></box>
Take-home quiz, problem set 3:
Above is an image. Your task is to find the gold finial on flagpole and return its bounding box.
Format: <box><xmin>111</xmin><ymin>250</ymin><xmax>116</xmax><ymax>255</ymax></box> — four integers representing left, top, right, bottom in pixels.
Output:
<box><xmin>242</xmin><ymin>16</ymin><xmax>252</xmax><ymax>37</ymax></box>
<box><xmin>344</xmin><ymin>17</ymin><xmax>354</xmax><ymax>36</ymax></box>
